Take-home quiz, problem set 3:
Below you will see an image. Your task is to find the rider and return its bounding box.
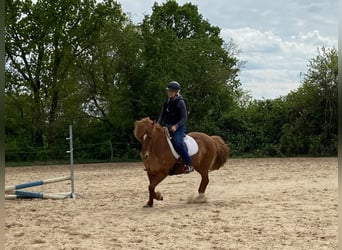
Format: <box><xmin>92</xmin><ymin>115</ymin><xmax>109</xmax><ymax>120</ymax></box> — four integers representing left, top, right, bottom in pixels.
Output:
<box><xmin>157</xmin><ymin>81</ymin><xmax>193</xmax><ymax>173</ymax></box>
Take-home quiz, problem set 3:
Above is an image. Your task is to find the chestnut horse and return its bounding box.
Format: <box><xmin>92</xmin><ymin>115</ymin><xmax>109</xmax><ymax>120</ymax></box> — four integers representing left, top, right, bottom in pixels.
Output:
<box><xmin>134</xmin><ymin>117</ymin><xmax>229</xmax><ymax>207</ymax></box>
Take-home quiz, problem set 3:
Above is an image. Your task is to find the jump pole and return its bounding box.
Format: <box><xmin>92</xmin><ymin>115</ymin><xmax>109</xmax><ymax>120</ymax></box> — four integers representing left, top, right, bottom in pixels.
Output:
<box><xmin>5</xmin><ymin>125</ymin><xmax>76</xmax><ymax>200</ymax></box>
<box><xmin>5</xmin><ymin>191</ymin><xmax>70</xmax><ymax>200</ymax></box>
<box><xmin>5</xmin><ymin>176</ymin><xmax>70</xmax><ymax>192</ymax></box>
<box><xmin>5</xmin><ymin>175</ymin><xmax>72</xmax><ymax>200</ymax></box>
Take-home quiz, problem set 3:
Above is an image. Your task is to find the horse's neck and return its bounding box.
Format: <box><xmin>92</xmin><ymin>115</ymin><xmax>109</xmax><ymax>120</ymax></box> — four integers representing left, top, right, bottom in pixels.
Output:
<box><xmin>153</xmin><ymin>127</ymin><xmax>167</xmax><ymax>143</ymax></box>
<box><xmin>151</xmin><ymin>127</ymin><xmax>169</xmax><ymax>154</ymax></box>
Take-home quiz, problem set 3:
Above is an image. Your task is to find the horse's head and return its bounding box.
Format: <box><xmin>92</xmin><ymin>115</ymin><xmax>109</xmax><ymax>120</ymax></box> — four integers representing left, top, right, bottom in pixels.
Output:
<box><xmin>134</xmin><ymin>117</ymin><xmax>156</xmax><ymax>160</ymax></box>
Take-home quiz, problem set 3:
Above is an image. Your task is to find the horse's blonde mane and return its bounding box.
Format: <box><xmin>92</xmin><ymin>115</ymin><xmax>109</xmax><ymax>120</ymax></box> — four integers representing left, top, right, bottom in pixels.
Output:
<box><xmin>134</xmin><ymin>117</ymin><xmax>150</xmax><ymax>141</ymax></box>
<box><xmin>134</xmin><ymin>117</ymin><xmax>165</xmax><ymax>142</ymax></box>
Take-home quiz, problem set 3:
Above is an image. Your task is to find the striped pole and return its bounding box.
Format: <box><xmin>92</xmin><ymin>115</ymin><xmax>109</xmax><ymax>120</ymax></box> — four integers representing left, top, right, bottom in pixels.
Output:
<box><xmin>5</xmin><ymin>191</ymin><xmax>71</xmax><ymax>200</ymax></box>
<box><xmin>5</xmin><ymin>126</ymin><xmax>76</xmax><ymax>200</ymax></box>
<box><xmin>5</xmin><ymin>176</ymin><xmax>70</xmax><ymax>192</ymax></box>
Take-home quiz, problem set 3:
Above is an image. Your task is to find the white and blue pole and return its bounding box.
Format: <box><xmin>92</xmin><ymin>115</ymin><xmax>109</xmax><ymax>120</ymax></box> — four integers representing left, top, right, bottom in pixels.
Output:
<box><xmin>66</xmin><ymin>125</ymin><xmax>76</xmax><ymax>199</ymax></box>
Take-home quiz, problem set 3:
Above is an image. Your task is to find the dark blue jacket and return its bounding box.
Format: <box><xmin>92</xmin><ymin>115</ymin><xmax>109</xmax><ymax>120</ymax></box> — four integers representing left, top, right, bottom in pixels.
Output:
<box><xmin>157</xmin><ymin>95</ymin><xmax>188</xmax><ymax>128</ymax></box>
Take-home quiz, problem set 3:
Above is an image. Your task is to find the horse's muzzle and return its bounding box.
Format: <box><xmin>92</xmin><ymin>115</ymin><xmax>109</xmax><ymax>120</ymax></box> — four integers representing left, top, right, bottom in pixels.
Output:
<box><xmin>141</xmin><ymin>152</ymin><xmax>149</xmax><ymax>160</ymax></box>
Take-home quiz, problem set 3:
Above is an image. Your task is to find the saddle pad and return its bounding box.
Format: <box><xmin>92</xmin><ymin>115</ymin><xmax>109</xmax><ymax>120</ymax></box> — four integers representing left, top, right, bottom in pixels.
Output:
<box><xmin>167</xmin><ymin>135</ymin><xmax>199</xmax><ymax>159</ymax></box>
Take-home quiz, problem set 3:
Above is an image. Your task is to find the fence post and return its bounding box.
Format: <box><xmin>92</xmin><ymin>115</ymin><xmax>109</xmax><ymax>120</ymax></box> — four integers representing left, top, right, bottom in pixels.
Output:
<box><xmin>109</xmin><ymin>140</ymin><xmax>113</xmax><ymax>161</ymax></box>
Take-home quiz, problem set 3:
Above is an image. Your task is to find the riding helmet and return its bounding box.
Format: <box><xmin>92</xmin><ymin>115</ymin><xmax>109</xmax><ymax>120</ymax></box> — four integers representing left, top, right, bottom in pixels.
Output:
<box><xmin>166</xmin><ymin>81</ymin><xmax>181</xmax><ymax>91</ymax></box>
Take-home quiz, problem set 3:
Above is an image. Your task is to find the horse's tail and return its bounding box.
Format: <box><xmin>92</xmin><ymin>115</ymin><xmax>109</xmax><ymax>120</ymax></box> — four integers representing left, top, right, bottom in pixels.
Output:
<box><xmin>209</xmin><ymin>136</ymin><xmax>229</xmax><ymax>171</ymax></box>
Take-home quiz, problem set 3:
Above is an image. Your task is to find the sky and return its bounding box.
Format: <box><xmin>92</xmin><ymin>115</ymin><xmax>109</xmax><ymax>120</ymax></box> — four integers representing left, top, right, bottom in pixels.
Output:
<box><xmin>118</xmin><ymin>0</ymin><xmax>338</xmax><ymax>99</ymax></box>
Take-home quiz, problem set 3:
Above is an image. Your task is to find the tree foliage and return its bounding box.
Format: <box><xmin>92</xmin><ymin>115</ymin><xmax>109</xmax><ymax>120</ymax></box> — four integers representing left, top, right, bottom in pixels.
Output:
<box><xmin>279</xmin><ymin>47</ymin><xmax>338</xmax><ymax>156</ymax></box>
<box><xmin>140</xmin><ymin>1</ymin><xmax>242</xmax><ymax>134</ymax></box>
<box><xmin>230</xmin><ymin>47</ymin><xmax>337</xmax><ymax>157</ymax></box>
<box><xmin>5</xmin><ymin>0</ymin><xmax>337</xmax><ymax>164</ymax></box>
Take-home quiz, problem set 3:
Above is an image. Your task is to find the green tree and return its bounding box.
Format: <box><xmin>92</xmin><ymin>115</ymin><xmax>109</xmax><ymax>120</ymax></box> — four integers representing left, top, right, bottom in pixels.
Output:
<box><xmin>5</xmin><ymin>0</ymin><xmax>246</xmax><ymax>163</ymax></box>
<box><xmin>70</xmin><ymin>0</ymin><xmax>140</xmax><ymax>144</ymax></box>
<box><xmin>6</xmin><ymin>0</ymin><xmax>87</xmax><ymax>146</ymax></box>
<box><xmin>280</xmin><ymin>47</ymin><xmax>337</xmax><ymax>155</ymax></box>
<box><xmin>305</xmin><ymin>47</ymin><xmax>338</xmax><ymax>146</ymax></box>
<box><xmin>6</xmin><ymin>0</ymin><xmax>131</xmax><ymax>146</ymax></box>
<box><xmin>139</xmin><ymin>0</ymin><xmax>243</xmax><ymax>135</ymax></box>
<box><xmin>5</xmin><ymin>0</ymin><xmax>139</xmax><ymax>162</ymax></box>
<box><xmin>226</xmin><ymin>47</ymin><xmax>337</xmax><ymax>157</ymax></box>
<box><xmin>239</xmin><ymin>98</ymin><xmax>288</xmax><ymax>156</ymax></box>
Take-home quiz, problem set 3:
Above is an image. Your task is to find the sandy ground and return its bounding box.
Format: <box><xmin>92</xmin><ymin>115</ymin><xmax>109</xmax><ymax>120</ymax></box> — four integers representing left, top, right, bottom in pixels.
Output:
<box><xmin>5</xmin><ymin>158</ymin><xmax>337</xmax><ymax>250</ymax></box>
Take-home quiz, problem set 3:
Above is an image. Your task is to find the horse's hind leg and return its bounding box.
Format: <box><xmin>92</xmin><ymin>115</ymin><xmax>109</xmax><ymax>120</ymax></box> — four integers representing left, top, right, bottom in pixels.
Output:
<box><xmin>186</xmin><ymin>171</ymin><xmax>208</xmax><ymax>204</ymax></box>
<box><xmin>144</xmin><ymin>172</ymin><xmax>167</xmax><ymax>207</ymax></box>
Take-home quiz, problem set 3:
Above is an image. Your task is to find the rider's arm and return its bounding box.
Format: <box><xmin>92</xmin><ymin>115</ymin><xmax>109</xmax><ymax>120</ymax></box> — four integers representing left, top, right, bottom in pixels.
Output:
<box><xmin>175</xmin><ymin>99</ymin><xmax>188</xmax><ymax>129</ymax></box>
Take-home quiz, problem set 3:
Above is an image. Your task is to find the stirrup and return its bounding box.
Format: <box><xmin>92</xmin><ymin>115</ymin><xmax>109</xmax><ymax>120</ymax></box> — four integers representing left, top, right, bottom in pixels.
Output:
<box><xmin>185</xmin><ymin>165</ymin><xmax>194</xmax><ymax>173</ymax></box>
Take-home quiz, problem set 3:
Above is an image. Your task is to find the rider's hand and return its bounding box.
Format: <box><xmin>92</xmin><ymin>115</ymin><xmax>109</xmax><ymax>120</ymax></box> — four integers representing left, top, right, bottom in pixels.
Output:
<box><xmin>170</xmin><ymin>125</ymin><xmax>177</xmax><ymax>132</ymax></box>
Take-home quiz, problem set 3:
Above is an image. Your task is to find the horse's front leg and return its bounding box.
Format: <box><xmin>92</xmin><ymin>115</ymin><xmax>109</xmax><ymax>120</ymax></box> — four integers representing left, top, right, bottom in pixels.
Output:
<box><xmin>144</xmin><ymin>171</ymin><xmax>167</xmax><ymax>207</ymax></box>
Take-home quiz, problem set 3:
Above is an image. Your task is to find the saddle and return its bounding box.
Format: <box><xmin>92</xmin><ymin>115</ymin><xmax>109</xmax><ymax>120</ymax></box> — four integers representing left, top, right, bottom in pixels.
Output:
<box><xmin>163</xmin><ymin>127</ymin><xmax>199</xmax><ymax>175</ymax></box>
<box><xmin>163</xmin><ymin>127</ymin><xmax>199</xmax><ymax>158</ymax></box>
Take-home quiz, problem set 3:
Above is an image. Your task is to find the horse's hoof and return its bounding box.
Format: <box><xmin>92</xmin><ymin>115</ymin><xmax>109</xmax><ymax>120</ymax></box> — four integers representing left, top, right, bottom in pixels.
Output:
<box><xmin>156</xmin><ymin>192</ymin><xmax>163</xmax><ymax>201</ymax></box>
<box><xmin>143</xmin><ymin>203</ymin><xmax>153</xmax><ymax>208</ymax></box>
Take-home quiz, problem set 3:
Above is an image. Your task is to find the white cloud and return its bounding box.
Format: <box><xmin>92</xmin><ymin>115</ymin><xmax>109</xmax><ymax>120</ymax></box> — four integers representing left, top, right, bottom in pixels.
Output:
<box><xmin>240</xmin><ymin>69</ymin><xmax>303</xmax><ymax>100</ymax></box>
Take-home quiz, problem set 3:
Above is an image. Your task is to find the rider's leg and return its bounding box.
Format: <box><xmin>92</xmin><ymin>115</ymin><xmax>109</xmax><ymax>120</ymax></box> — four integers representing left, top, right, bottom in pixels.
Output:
<box><xmin>172</xmin><ymin>126</ymin><xmax>193</xmax><ymax>173</ymax></box>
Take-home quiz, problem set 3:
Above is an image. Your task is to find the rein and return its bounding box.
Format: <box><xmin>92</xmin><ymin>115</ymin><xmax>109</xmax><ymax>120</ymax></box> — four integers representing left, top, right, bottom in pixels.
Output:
<box><xmin>162</xmin><ymin>127</ymin><xmax>171</xmax><ymax>139</ymax></box>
